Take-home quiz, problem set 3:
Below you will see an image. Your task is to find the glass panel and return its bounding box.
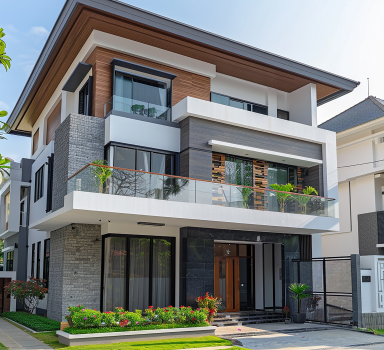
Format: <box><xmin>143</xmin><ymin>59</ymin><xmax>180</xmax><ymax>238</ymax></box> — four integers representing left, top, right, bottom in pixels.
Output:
<box><xmin>152</xmin><ymin>239</ymin><xmax>172</xmax><ymax>308</ymax></box>
<box><xmin>114</xmin><ymin>147</ymin><xmax>136</xmax><ymax>170</ymax></box>
<box><xmin>219</xmin><ymin>260</ymin><xmax>226</xmax><ymax>307</ymax></box>
<box><xmin>151</xmin><ymin>153</ymin><xmax>166</xmax><ymax>174</ymax></box>
<box><xmin>229</xmin><ymin>99</ymin><xmax>244</xmax><ymax>110</ymax></box>
<box><xmin>129</xmin><ymin>238</ymin><xmax>150</xmax><ymax>311</ymax></box>
<box><xmin>240</xmin><ymin>257</ymin><xmax>254</xmax><ymax>310</ymax></box>
<box><xmin>104</xmin><ymin>237</ymin><xmax>127</xmax><ymax>311</ymax></box>
<box><xmin>225</xmin><ymin>157</ymin><xmax>252</xmax><ymax>186</ymax></box>
<box><xmin>133</xmin><ymin>78</ymin><xmax>167</xmax><ymax>107</ymax></box>
<box><xmin>253</xmin><ymin>104</ymin><xmax>268</xmax><ymax>115</ymax></box>
<box><xmin>277</xmin><ymin>110</ymin><xmax>289</xmax><ymax>120</ymax></box>
<box><xmin>211</xmin><ymin>93</ymin><xmax>229</xmax><ymax>106</ymax></box>
<box><xmin>137</xmin><ymin>151</ymin><xmax>150</xmax><ymax>172</ymax></box>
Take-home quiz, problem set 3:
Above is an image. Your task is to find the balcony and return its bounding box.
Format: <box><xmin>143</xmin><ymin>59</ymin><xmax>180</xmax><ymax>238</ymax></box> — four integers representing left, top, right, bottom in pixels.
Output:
<box><xmin>66</xmin><ymin>164</ymin><xmax>334</xmax><ymax>217</ymax></box>
<box><xmin>104</xmin><ymin>96</ymin><xmax>171</xmax><ymax>121</ymax></box>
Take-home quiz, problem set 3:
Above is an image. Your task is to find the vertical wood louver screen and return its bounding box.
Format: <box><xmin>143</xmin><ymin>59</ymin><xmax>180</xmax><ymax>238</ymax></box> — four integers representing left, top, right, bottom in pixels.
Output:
<box><xmin>32</xmin><ymin>129</ymin><xmax>39</xmax><ymax>155</ymax></box>
<box><xmin>46</xmin><ymin>102</ymin><xmax>61</xmax><ymax>145</ymax></box>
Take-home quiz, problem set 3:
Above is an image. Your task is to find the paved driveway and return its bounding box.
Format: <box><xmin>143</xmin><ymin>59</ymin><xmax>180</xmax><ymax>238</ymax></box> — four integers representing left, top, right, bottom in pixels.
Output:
<box><xmin>215</xmin><ymin>323</ymin><xmax>384</xmax><ymax>350</ymax></box>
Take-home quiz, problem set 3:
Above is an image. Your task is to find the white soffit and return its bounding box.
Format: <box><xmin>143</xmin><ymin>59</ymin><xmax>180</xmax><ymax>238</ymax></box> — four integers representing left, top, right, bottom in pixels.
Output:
<box><xmin>208</xmin><ymin>140</ymin><xmax>322</xmax><ymax>167</ymax></box>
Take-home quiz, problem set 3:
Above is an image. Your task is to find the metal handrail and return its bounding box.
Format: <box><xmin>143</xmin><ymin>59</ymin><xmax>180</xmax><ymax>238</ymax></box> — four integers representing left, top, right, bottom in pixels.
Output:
<box><xmin>67</xmin><ymin>163</ymin><xmax>335</xmax><ymax>201</ymax></box>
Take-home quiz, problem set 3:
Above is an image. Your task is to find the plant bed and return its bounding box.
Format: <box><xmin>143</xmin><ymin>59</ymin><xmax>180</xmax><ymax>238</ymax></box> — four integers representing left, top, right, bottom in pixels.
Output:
<box><xmin>1</xmin><ymin>312</ymin><xmax>61</xmax><ymax>332</ymax></box>
<box><xmin>57</xmin><ymin>326</ymin><xmax>216</xmax><ymax>346</ymax></box>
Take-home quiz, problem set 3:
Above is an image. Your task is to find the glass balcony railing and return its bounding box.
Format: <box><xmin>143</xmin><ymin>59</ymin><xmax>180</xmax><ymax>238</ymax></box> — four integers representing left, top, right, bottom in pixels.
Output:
<box><xmin>104</xmin><ymin>96</ymin><xmax>171</xmax><ymax>121</ymax></box>
<box><xmin>67</xmin><ymin>164</ymin><xmax>335</xmax><ymax>218</ymax></box>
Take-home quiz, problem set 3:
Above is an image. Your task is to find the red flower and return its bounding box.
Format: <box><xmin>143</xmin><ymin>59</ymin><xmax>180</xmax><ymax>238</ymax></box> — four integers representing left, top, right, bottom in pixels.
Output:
<box><xmin>168</xmin><ymin>305</ymin><xmax>173</xmax><ymax>308</ymax></box>
<box><xmin>197</xmin><ymin>308</ymin><xmax>200</xmax><ymax>311</ymax></box>
<box><xmin>193</xmin><ymin>317</ymin><xmax>196</xmax><ymax>321</ymax></box>
<box><xmin>191</xmin><ymin>311</ymin><xmax>194</xmax><ymax>314</ymax></box>
<box><xmin>148</xmin><ymin>306</ymin><xmax>153</xmax><ymax>309</ymax></box>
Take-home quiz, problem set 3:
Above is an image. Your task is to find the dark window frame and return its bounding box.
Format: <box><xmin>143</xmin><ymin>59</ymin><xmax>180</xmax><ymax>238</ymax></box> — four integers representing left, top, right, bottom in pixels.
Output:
<box><xmin>43</xmin><ymin>239</ymin><xmax>50</xmax><ymax>289</ymax></box>
<box><xmin>31</xmin><ymin>243</ymin><xmax>35</xmax><ymax>278</ymax></box>
<box><xmin>34</xmin><ymin>165</ymin><xmax>44</xmax><ymax>202</ymax></box>
<box><xmin>101</xmin><ymin>233</ymin><xmax>176</xmax><ymax>312</ymax></box>
<box><xmin>78</xmin><ymin>77</ymin><xmax>93</xmax><ymax>116</ymax></box>
<box><xmin>210</xmin><ymin>92</ymin><xmax>268</xmax><ymax>115</ymax></box>
<box><xmin>6</xmin><ymin>251</ymin><xmax>13</xmax><ymax>271</ymax></box>
<box><xmin>110</xmin><ymin>143</ymin><xmax>177</xmax><ymax>175</ymax></box>
<box><xmin>36</xmin><ymin>241</ymin><xmax>41</xmax><ymax>280</ymax></box>
<box><xmin>277</xmin><ymin>109</ymin><xmax>289</xmax><ymax>120</ymax></box>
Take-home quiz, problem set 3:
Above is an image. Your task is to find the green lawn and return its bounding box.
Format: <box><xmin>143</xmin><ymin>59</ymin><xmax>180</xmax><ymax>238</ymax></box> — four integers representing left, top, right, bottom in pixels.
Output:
<box><xmin>375</xmin><ymin>329</ymin><xmax>384</xmax><ymax>335</ymax></box>
<box><xmin>0</xmin><ymin>341</ymin><xmax>9</xmax><ymax>350</ymax></box>
<box><xmin>2</xmin><ymin>318</ymin><xmax>250</xmax><ymax>350</ymax></box>
<box><xmin>2</xmin><ymin>312</ymin><xmax>60</xmax><ymax>331</ymax></box>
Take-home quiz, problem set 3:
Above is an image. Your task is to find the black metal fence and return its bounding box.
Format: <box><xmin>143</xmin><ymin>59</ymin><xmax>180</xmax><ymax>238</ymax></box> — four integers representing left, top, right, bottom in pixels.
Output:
<box><xmin>291</xmin><ymin>257</ymin><xmax>353</xmax><ymax>325</ymax></box>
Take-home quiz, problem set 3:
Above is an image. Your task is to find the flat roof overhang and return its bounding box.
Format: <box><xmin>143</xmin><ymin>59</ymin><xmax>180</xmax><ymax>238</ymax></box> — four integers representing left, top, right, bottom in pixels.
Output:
<box><xmin>7</xmin><ymin>0</ymin><xmax>359</xmax><ymax>134</ymax></box>
<box><xmin>29</xmin><ymin>191</ymin><xmax>339</xmax><ymax>234</ymax></box>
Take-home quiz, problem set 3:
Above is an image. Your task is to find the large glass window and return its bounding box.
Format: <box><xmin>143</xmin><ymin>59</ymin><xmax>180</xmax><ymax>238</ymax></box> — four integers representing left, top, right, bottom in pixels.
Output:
<box><xmin>211</xmin><ymin>92</ymin><xmax>268</xmax><ymax>115</ymax></box>
<box><xmin>6</xmin><ymin>251</ymin><xmax>13</xmax><ymax>271</ymax></box>
<box><xmin>34</xmin><ymin>165</ymin><xmax>44</xmax><ymax>202</ymax></box>
<box><xmin>43</xmin><ymin>239</ymin><xmax>50</xmax><ymax>289</ymax></box>
<box><xmin>112</xmin><ymin>146</ymin><xmax>175</xmax><ymax>175</ymax></box>
<box><xmin>225</xmin><ymin>156</ymin><xmax>253</xmax><ymax>186</ymax></box>
<box><xmin>114</xmin><ymin>71</ymin><xmax>170</xmax><ymax>120</ymax></box>
<box><xmin>103</xmin><ymin>236</ymin><xmax>174</xmax><ymax>312</ymax></box>
<box><xmin>36</xmin><ymin>241</ymin><xmax>41</xmax><ymax>279</ymax></box>
<box><xmin>267</xmin><ymin>163</ymin><xmax>297</xmax><ymax>187</ymax></box>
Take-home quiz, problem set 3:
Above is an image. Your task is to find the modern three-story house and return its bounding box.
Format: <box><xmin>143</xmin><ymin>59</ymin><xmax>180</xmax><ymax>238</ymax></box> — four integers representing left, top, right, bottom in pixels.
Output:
<box><xmin>0</xmin><ymin>0</ymin><xmax>358</xmax><ymax>321</ymax></box>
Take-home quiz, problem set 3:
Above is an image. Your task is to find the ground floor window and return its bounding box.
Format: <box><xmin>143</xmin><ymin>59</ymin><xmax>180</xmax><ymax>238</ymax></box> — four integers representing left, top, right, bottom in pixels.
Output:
<box><xmin>103</xmin><ymin>235</ymin><xmax>175</xmax><ymax>312</ymax></box>
<box><xmin>6</xmin><ymin>251</ymin><xmax>13</xmax><ymax>271</ymax></box>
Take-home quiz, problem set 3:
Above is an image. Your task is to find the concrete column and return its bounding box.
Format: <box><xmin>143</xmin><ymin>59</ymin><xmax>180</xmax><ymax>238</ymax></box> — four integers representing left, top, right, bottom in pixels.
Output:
<box><xmin>288</xmin><ymin>83</ymin><xmax>317</xmax><ymax>126</ymax></box>
<box><xmin>267</xmin><ymin>88</ymin><xmax>278</xmax><ymax>118</ymax></box>
<box><xmin>351</xmin><ymin>254</ymin><xmax>362</xmax><ymax>327</ymax></box>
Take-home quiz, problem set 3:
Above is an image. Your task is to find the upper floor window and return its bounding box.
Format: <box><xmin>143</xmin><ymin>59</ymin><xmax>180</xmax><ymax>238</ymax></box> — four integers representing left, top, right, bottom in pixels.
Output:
<box><xmin>114</xmin><ymin>71</ymin><xmax>171</xmax><ymax>120</ymax></box>
<box><xmin>32</xmin><ymin>129</ymin><xmax>39</xmax><ymax>155</ymax></box>
<box><xmin>277</xmin><ymin>109</ymin><xmax>289</xmax><ymax>120</ymax></box>
<box><xmin>211</xmin><ymin>92</ymin><xmax>268</xmax><ymax>115</ymax></box>
<box><xmin>6</xmin><ymin>251</ymin><xmax>13</xmax><ymax>271</ymax></box>
<box><xmin>112</xmin><ymin>145</ymin><xmax>175</xmax><ymax>175</ymax></box>
<box><xmin>34</xmin><ymin>165</ymin><xmax>44</xmax><ymax>202</ymax></box>
<box><xmin>36</xmin><ymin>241</ymin><xmax>41</xmax><ymax>280</ymax></box>
<box><xmin>78</xmin><ymin>79</ymin><xmax>92</xmax><ymax>116</ymax></box>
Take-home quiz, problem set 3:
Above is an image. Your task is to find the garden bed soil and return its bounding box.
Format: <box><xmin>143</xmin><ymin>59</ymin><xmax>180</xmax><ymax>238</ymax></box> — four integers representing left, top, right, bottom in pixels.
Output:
<box><xmin>57</xmin><ymin>326</ymin><xmax>216</xmax><ymax>346</ymax></box>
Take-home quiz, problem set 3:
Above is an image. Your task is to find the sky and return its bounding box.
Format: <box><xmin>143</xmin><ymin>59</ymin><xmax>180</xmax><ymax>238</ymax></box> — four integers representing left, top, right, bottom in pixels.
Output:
<box><xmin>1</xmin><ymin>0</ymin><xmax>384</xmax><ymax>162</ymax></box>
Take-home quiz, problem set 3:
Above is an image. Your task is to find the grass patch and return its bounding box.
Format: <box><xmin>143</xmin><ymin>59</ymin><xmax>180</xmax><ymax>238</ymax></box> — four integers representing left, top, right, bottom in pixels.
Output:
<box><xmin>375</xmin><ymin>329</ymin><xmax>384</xmax><ymax>335</ymax></box>
<box><xmin>0</xmin><ymin>341</ymin><xmax>9</xmax><ymax>350</ymax></box>
<box><xmin>2</xmin><ymin>312</ymin><xmax>60</xmax><ymax>332</ymax></box>
<box><xmin>63</xmin><ymin>336</ymin><xmax>231</xmax><ymax>349</ymax></box>
<box><xmin>65</xmin><ymin>322</ymin><xmax>208</xmax><ymax>334</ymax></box>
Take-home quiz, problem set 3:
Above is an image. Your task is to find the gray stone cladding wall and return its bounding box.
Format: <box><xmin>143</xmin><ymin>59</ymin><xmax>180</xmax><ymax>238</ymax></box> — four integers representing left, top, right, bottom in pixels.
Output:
<box><xmin>52</xmin><ymin>114</ymin><xmax>105</xmax><ymax>212</ymax></box>
<box><xmin>358</xmin><ymin>211</ymin><xmax>384</xmax><ymax>255</ymax></box>
<box><xmin>47</xmin><ymin>224</ymin><xmax>102</xmax><ymax>322</ymax></box>
<box><xmin>303</xmin><ymin>165</ymin><xmax>324</xmax><ymax>197</ymax></box>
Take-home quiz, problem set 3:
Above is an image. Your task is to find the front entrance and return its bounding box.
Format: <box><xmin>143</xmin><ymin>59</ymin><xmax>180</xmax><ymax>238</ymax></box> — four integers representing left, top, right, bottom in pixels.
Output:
<box><xmin>214</xmin><ymin>242</ymin><xmax>284</xmax><ymax>312</ymax></box>
<box><xmin>214</xmin><ymin>243</ymin><xmax>254</xmax><ymax>312</ymax></box>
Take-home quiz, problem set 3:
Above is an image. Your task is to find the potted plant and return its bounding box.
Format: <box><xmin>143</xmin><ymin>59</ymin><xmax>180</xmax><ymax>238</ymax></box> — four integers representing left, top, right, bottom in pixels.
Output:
<box><xmin>283</xmin><ymin>305</ymin><xmax>290</xmax><ymax>323</ymax></box>
<box><xmin>288</xmin><ymin>283</ymin><xmax>311</xmax><ymax>323</ymax></box>
<box><xmin>91</xmin><ymin>160</ymin><xmax>112</xmax><ymax>193</ymax></box>
<box><xmin>269</xmin><ymin>183</ymin><xmax>295</xmax><ymax>212</ymax></box>
<box><xmin>292</xmin><ymin>186</ymin><xmax>318</xmax><ymax>214</ymax></box>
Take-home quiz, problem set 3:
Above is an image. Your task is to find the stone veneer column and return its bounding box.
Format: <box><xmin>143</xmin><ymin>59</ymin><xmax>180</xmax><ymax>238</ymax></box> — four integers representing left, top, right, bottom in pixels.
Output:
<box><xmin>52</xmin><ymin>113</ymin><xmax>105</xmax><ymax>212</ymax></box>
<box><xmin>47</xmin><ymin>224</ymin><xmax>102</xmax><ymax>322</ymax></box>
<box><xmin>351</xmin><ymin>254</ymin><xmax>362</xmax><ymax>327</ymax></box>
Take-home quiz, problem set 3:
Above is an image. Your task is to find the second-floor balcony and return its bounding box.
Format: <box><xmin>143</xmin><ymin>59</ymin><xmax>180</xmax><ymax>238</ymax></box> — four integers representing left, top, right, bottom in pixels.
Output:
<box><xmin>29</xmin><ymin>163</ymin><xmax>338</xmax><ymax>234</ymax></box>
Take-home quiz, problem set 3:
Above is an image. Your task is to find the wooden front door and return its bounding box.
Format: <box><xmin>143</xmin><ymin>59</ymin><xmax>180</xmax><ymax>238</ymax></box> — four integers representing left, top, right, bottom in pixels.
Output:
<box><xmin>214</xmin><ymin>257</ymin><xmax>240</xmax><ymax>312</ymax></box>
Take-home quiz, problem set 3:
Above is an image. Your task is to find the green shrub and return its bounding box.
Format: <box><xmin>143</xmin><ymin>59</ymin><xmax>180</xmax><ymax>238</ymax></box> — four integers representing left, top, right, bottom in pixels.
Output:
<box><xmin>71</xmin><ymin>309</ymin><xmax>103</xmax><ymax>328</ymax></box>
<box><xmin>1</xmin><ymin>312</ymin><xmax>60</xmax><ymax>332</ymax></box>
<box><xmin>119</xmin><ymin>311</ymin><xmax>143</xmax><ymax>326</ymax></box>
<box><xmin>65</xmin><ymin>322</ymin><xmax>209</xmax><ymax>334</ymax></box>
<box><xmin>102</xmin><ymin>311</ymin><xmax>117</xmax><ymax>327</ymax></box>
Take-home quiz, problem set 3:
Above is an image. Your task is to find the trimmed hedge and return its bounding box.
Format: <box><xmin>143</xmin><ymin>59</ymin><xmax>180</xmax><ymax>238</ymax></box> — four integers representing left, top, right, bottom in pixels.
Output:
<box><xmin>65</xmin><ymin>322</ymin><xmax>208</xmax><ymax>334</ymax></box>
<box><xmin>2</xmin><ymin>312</ymin><xmax>60</xmax><ymax>332</ymax></box>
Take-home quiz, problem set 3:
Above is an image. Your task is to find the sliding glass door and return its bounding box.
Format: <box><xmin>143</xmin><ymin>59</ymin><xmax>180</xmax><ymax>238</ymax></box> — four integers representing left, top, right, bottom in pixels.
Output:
<box><xmin>103</xmin><ymin>235</ymin><xmax>175</xmax><ymax>312</ymax></box>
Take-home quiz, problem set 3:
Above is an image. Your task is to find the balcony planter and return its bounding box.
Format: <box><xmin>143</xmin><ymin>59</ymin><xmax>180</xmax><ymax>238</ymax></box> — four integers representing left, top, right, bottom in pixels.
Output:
<box><xmin>57</xmin><ymin>326</ymin><xmax>216</xmax><ymax>346</ymax></box>
<box><xmin>292</xmin><ymin>313</ymin><xmax>306</xmax><ymax>323</ymax></box>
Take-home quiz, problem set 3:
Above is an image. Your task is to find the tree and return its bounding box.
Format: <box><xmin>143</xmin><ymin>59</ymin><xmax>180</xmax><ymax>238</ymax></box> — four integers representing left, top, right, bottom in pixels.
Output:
<box><xmin>91</xmin><ymin>160</ymin><xmax>112</xmax><ymax>193</ymax></box>
<box><xmin>292</xmin><ymin>186</ymin><xmax>318</xmax><ymax>214</ymax></box>
<box><xmin>289</xmin><ymin>283</ymin><xmax>311</xmax><ymax>314</ymax></box>
<box><xmin>0</xmin><ymin>28</ymin><xmax>11</xmax><ymax>175</ymax></box>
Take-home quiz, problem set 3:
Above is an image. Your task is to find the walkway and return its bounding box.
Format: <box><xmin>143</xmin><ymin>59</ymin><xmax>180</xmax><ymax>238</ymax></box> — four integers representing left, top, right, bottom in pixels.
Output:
<box><xmin>0</xmin><ymin>318</ymin><xmax>52</xmax><ymax>350</ymax></box>
<box><xmin>216</xmin><ymin>322</ymin><xmax>384</xmax><ymax>349</ymax></box>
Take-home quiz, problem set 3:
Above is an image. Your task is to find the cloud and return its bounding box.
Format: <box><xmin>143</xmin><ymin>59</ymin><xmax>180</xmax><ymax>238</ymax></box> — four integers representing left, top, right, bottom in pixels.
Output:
<box><xmin>30</xmin><ymin>26</ymin><xmax>48</xmax><ymax>37</ymax></box>
<box><xmin>0</xmin><ymin>101</ymin><xmax>10</xmax><ymax>111</ymax></box>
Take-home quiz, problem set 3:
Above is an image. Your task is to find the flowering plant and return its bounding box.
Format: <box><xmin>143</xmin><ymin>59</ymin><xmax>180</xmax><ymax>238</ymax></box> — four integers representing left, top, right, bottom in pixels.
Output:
<box><xmin>283</xmin><ymin>305</ymin><xmax>290</xmax><ymax>319</ymax></box>
<box><xmin>71</xmin><ymin>309</ymin><xmax>103</xmax><ymax>328</ymax></box>
<box><xmin>197</xmin><ymin>292</ymin><xmax>221</xmax><ymax>322</ymax></box>
<box><xmin>5</xmin><ymin>277</ymin><xmax>47</xmax><ymax>314</ymax></box>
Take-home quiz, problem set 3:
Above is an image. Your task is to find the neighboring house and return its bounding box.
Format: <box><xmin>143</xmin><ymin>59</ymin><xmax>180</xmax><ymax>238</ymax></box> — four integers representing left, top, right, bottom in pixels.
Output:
<box><xmin>0</xmin><ymin>0</ymin><xmax>358</xmax><ymax>321</ymax></box>
<box><xmin>319</xmin><ymin>96</ymin><xmax>384</xmax><ymax>257</ymax></box>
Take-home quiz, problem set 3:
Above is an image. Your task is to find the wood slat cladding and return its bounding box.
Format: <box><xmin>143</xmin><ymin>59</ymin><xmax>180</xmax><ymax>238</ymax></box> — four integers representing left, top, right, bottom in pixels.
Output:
<box><xmin>88</xmin><ymin>47</ymin><xmax>210</xmax><ymax>118</ymax></box>
<box><xmin>18</xmin><ymin>6</ymin><xmax>342</xmax><ymax>132</ymax></box>
<box><xmin>212</xmin><ymin>153</ymin><xmax>225</xmax><ymax>183</ymax></box>
<box><xmin>46</xmin><ymin>102</ymin><xmax>61</xmax><ymax>145</ymax></box>
<box><xmin>253</xmin><ymin>160</ymin><xmax>269</xmax><ymax>211</ymax></box>
<box><xmin>32</xmin><ymin>129</ymin><xmax>39</xmax><ymax>155</ymax></box>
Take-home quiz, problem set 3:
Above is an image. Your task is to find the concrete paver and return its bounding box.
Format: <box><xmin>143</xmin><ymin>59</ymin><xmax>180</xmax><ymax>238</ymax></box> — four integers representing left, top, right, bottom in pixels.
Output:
<box><xmin>214</xmin><ymin>322</ymin><xmax>384</xmax><ymax>350</ymax></box>
<box><xmin>0</xmin><ymin>318</ymin><xmax>52</xmax><ymax>350</ymax></box>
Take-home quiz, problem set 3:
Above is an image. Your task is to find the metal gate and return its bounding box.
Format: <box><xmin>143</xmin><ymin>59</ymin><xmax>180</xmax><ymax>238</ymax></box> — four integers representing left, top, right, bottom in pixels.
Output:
<box><xmin>291</xmin><ymin>256</ymin><xmax>353</xmax><ymax>325</ymax></box>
